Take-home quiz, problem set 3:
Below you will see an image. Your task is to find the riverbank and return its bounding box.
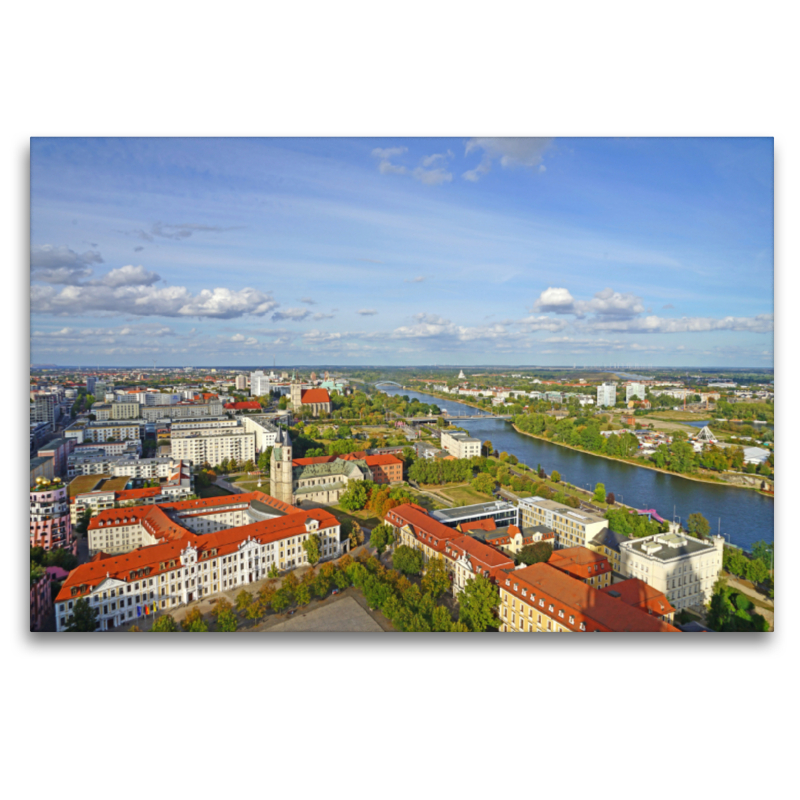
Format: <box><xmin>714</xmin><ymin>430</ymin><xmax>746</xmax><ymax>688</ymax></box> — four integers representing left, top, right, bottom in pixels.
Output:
<box><xmin>510</xmin><ymin>424</ymin><xmax>773</xmax><ymax>496</ymax></box>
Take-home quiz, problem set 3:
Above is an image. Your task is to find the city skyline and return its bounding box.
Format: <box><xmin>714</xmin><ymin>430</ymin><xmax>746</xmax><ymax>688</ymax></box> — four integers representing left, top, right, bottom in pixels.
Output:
<box><xmin>31</xmin><ymin>137</ymin><xmax>774</xmax><ymax>367</ymax></box>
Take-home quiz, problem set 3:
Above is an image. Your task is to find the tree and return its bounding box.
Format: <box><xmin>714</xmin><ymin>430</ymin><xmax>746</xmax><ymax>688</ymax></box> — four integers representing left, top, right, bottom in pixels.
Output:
<box><xmin>751</xmin><ymin>540</ymin><xmax>774</xmax><ymax>571</ymax></box>
<box><xmin>687</xmin><ymin>513</ymin><xmax>711</xmax><ymax>539</ymax></box>
<box><xmin>592</xmin><ymin>482</ymin><xmax>606</xmax><ymax>503</ymax></box>
<box><xmin>270</xmin><ymin>589</ymin><xmax>292</xmax><ymax>613</ymax></box>
<box><xmin>339</xmin><ymin>480</ymin><xmax>370</xmax><ymax>511</ymax></box>
<box><xmin>181</xmin><ymin>607</ymin><xmax>209</xmax><ymax>632</ymax></box>
<box><xmin>471</xmin><ymin>472</ymin><xmax>496</xmax><ymax>496</ymax></box>
<box><xmin>482</xmin><ymin>440</ymin><xmax>493</xmax><ymax>457</ymax></box>
<box><xmin>370</xmin><ymin>523</ymin><xmax>394</xmax><ymax>556</ymax></box>
<box><xmin>151</xmin><ymin>614</ymin><xmax>179</xmax><ymax>632</ymax></box>
<box><xmin>65</xmin><ymin>598</ymin><xmax>99</xmax><ymax>632</ymax></box>
<box><xmin>295</xmin><ymin>583</ymin><xmax>312</xmax><ymax>606</ymax></box>
<box><xmin>606</xmin><ymin>492</ymin><xmax>616</xmax><ymax>505</ymax></box>
<box><xmin>302</xmin><ymin>533</ymin><xmax>321</xmax><ymax>565</ymax></box>
<box><xmin>235</xmin><ymin>589</ymin><xmax>253</xmax><ymax>612</ymax></box>
<box><xmin>268</xmin><ymin>562</ymin><xmax>280</xmax><ymax>579</ymax></box>
<box><xmin>421</xmin><ymin>555</ymin><xmax>450</xmax><ymax>599</ymax></box>
<box><xmin>392</xmin><ymin>544</ymin><xmax>424</xmax><ymax>575</ymax></box>
<box><xmin>550</xmin><ymin>470</ymin><xmax>561</xmax><ymax>483</ymax></box>
<box><xmin>458</xmin><ymin>575</ymin><xmax>500</xmax><ymax>632</ymax></box>
<box><xmin>517</xmin><ymin>541</ymin><xmax>553</xmax><ymax>565</ymax></box>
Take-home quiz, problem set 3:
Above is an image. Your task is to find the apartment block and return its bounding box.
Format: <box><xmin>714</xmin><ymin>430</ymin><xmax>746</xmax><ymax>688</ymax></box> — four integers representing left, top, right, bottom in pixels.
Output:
<box><xmin>518</xmin><ymin>497</ymin><xmax>608</xmax><ymax>549</ymax></box>
<box><xmin>171</xmin><ymin>427</ymin><xmax>256</xmax><ymax>465</ymax></box>
<box><xmin>596</xmin><ymin>383</ymin><xmax>617</xmax><ymax>407</ymax></box>
<box><xmin>440</xmin><ymin>429</ymin><xmax>481</xmax><ymax>459</ymax></box>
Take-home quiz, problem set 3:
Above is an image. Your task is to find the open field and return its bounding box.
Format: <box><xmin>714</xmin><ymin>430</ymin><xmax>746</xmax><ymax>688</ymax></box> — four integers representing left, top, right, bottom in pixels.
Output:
<box><xmin>263</xmin><ymin>596</ymin><xmax>386</xmax><ymax>632</ymax></box>
<box><xmin>437</xmin><ymin>484</ymin><xmax>494</xmax><ymax>506</ymax></box>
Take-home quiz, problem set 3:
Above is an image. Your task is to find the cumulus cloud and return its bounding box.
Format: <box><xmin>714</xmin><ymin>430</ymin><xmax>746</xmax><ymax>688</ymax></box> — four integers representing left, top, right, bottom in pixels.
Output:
<box><xmin>31</xmin><ymin>283</ymin><xmax>278</xmax><ymax>319</ymax></box>
<box><xmin>303</xmin><ymin>330</ymin><xmax>343</xmax><ymax>344</ymax></box>
<box><xmin>421</xmin><ymin>150</ymin><xmax>453</xmax><ymax>167</ymax></box>
<box><xmin>463</xmin><ymin>137</ymin><xmax>554</xmax><ymax>181</ymax></box>
<box><xmin>533</xmin><ymin>287</ymin><xmax>579</xmax><ymax>315</ymax></box>
<box><xmin>517</xmin><ymin>315</ymin><xmax>568</xmax><ymax>333</ymax></box>
<box><xmin>312</xmin><ymin>312</ymin><xmax>336</xmax><ymax>321</ymax></box>
<box><xmin>31</xmin><ymin>244</ymin><xmax>104</xmax><ymax>284</ymax></box>
<box><xmin>358</xmin><ymin>309</ymin><xmax>378</xmax><ymax>316</ymax></box>
<box><xmin>412</xmin><ymin>166</ymin><xmax>452</xmax><ymax>185</ymax></box>
<box><xmin>271</xmin><ymin>308</ymin><xmax>312</xmax><ymax>322</ymax></box>
<box><xmin>228</xmin><ymin>334</ymin><xmax>258</xmax><ymax>346</ymax></box>
<box><xmin>101</xmin><ymin>264</ymin><xmax>161</xmax><ymax>287</ymax></box>
<box><xmin>379</xmin><ymin>160</ymin><xmax>407</xmax><ymax>175</ymax></box>
<box><xmin>584</xmin><ymin>287</ymin><xmax>645</xmax><ymax>318</ymax></box>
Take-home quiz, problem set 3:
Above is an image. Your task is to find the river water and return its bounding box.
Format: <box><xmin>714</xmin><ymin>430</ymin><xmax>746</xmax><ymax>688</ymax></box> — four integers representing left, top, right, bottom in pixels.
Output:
<box><xmin>376</xmin><ymin>384</ymin><xmax>774</xmax><ymax>551</ymax></box>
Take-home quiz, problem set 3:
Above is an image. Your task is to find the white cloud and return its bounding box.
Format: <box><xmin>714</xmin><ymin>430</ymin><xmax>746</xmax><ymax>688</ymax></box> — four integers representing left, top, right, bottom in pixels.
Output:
<box><xmin>412</xmin><ymin>166</ymin><xmax>452</xmax><ymax>186</ymax></box>
<box><xmin>584</xmin><ymin>287</ymin><xmax>645</xmax><ymax>318</ymax></box>
<box><xmin>101</xmin><ymin>264</ymin><xmax>161</xmax><ymax>287</ymax></box>
<box><xmin>271</xmin><ymin>308</ymin><xmax>312</xmax><ymax>322</ymax></box>
<box><xmin>517</xmin><ymin>315</ymin><xmax>568</xmax><ymax>333</ymax></box>
<box><xmin>421</xmin><ymin>150</ymin><xmax>453</xmax><ymax>168</ymax></box>
<box><xmin>358</xmin><ymin>309</ymin><xmax>378</xmax><ymax>316</ymax></box>
<box><xmin>371</xmin><ymin>147</ymin><xmax>408</xmax><ymax>160</ymax></box>
<box><xmin>312</xmin><ymin>312</ymin><xmax>336</xmax><ymax>321</ymax></box>
<box><xmin>462</xmin><ymin>137</ymin><xmax>554</xmax><ymax>181</ymax></box>
<box><xmin>379</xmin><ymin>160</ymin><xmax>407</xmax><ymax>175</ymax></box>
<box><xmin>533</xmin><ymin>287</ymin><xmax>579</xmax><ymax>315</ymax></box>
<box><xmin>589</xmin><ymin>313</ymin><xmax>774</xmax><ymax>334</ymax></box>
<box><xmin>299</xmin><ymin>297</ymin><xmax>317</xmax><ymax>305</ymax></box>
<box><xmin>31</xmin><ymin>283</ymin><xmax>278</xmax><ymax>319</ymax></box>
<box><xmin>31</xmin><ymin>244</ymin><xmax>104</xmax><ymax>284</ymax></box>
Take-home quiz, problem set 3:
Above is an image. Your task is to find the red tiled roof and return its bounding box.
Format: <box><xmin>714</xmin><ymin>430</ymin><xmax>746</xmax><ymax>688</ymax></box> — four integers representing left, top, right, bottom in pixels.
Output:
<box><xmin>56</xmin><ymin>508</ymin><xmax>339</xmax><ymax>603</ymax></box>
<box><xmin>300</xmin><ymin>388</ymin><xmax>331</xmax><ymax>405</ymax></box>
<box><xmin>445</xmin><ymin>535</ymin><xmax>515</xmax><ymax>579</ymax></box>
<box><xmin>115</xmin><ymin>487</ymin><xmax>161</xmax><ymax>503</ymax></box>
<box><xmin>548</xmin><ymin>546</ymin><xmax>611</xmax><ymax>580</ymax></box>
<box><xmin>385</xmin><ymin>503</ymin><xmax>460</xmax><ymax>552</ymax></box>
<box><xmin>504</xmin><ymin>563</ymin><xmax>679</xmax><ymax>632</ymax></box>
<box><xmin>460</xmin><ymin>518</ymin><xmax>497</xmax><ymax>533</ymax></box>
<box><xmin>293</xmin><ymin>456</ymin><xmax>337</xmax><ymax>466</ymax></box>
<box><xmin>224</xmin><ymin>401</ymin><xmax>261</xmax><ymax>410</ymax></box>
<box><xmin>600</xmin><ymin>578</ymin><xmax>676</xmax><ymax>617</ymax></box>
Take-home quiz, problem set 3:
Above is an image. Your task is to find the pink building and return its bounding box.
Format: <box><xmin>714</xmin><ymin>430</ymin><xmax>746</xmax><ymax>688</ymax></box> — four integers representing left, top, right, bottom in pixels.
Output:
<box><xmin>30</xmin><ymin>479</ymin><xmax>76</xmax><ymax>554</ymax></box>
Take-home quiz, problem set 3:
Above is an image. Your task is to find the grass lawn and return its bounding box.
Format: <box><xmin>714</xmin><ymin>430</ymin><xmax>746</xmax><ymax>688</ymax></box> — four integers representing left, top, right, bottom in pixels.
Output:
<box><xmin>438</xmin><ymin>485</ymin><xmax>494</xmax><ymax>506</ymax></box>
<box><xmin>329</xmin><ymin>505</ymin><xmax>381</xmax><ymax>530</ymax></box>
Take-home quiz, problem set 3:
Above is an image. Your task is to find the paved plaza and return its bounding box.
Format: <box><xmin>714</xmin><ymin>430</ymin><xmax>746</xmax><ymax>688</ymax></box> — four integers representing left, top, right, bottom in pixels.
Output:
<box><xmin>259</xmin><ymin>595</ymin><xmax>385</xmax><ymax>633</ymax></box>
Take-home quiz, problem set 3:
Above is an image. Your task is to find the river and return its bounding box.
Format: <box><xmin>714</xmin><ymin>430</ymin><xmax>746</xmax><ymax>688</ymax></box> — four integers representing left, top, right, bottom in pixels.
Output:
<box><xmin>376</xmin><ymin>384</ymin><xmax>774</xmax><ymax>551</ymax></box>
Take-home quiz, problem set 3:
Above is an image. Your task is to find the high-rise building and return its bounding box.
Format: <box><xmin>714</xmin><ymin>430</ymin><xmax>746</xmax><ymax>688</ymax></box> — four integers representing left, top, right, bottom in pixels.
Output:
<box><xmin>626</xmin><ymin>383</ymin><xmax>646</xmax><ymax>402</ymax></box>
<box><xmin>596</xmin><ymin>383</ymin><xmax>617</xmax><ymax>407</ymax></box>
<box><xmin>235</xmin><ymin>374</ymin><xmax>249</xmax><ymax>391</ymax></box>
<box><xmin>250</xmin><ymin>371</ymin><xmax>271</xmax><ymax>396</ymax></box>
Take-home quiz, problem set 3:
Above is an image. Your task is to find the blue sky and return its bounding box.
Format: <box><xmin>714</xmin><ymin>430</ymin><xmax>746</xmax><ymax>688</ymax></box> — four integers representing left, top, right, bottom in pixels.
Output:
<box><xmin>30</xmin><ymin>137</ymin><xmax>774</xmax><ymax>367</ymax></box>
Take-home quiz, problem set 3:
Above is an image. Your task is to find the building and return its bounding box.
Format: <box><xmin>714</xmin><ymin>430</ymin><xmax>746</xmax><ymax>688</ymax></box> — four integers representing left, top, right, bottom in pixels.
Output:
<box><xmin>86</xmin><ymin>491</ymin><xmax>295</xmax><ymax>556</ymax></box>
<box><xmin>224</xmin><ymin>401</ymin><xmax>262</xmax><ymax>412</ymax></box>
<box><xmin>498</xmin><ymin>563</ymin><xmax>680</xmax><ymax>633</ymax></box>
<box><xmin>619</xmin><ymin>531</ymin><xmax>724</xmax><ymax>611</ymax></box>
<box><xmin>548</xmin><ymin>546</ymin><xmax>612</xmax><ymax>589</ymax></box>
<box><xmin>55</xmin><ymin>502</ymin><xmax>348</xmax><ymax>631</ymax></box>
<box><xmin>518</xmin><ymin>496</ymin><xmax>609</xmax><ymax>549</ymax></box>
<box><xmin>86</xmin><ymin>376</ymin><xmax>97</xmax><ymax>394</ymax></box>
<box><xmin>458</xmin><ymin>520</ymin><xmax>554</xmax><ymax>555</ymax></box>
<box><xmin>31</xmin><ymin>478</ymin><xmax>75</xmax><ymax>554</ymax></box>
<box><xmin>443</xmin><ymin>535</ymin><xmax>515</xmax><ymax>595</ymax></box>
<box><xmin>68</xmin><ymin>451</ymin><xmax>189</xmax><ymax>480</ymax></box>
<box><xmin>290</xmin><ymin>383</ymin><xmax>332</xmax><ymax>417</ymax></box>
<box><xmin>30</xmin><ymin>569</ymin><xmax>52</xmax><ymax>631</ymax></box>
<box><xmin>30</xmin><ymin>456</ymin><xmax>55</xmax><ymax>487</ymax></box>
<box><xmin>600</xmin><ymin>579</ymin><xmax>675</xmax><ymax>624</ymax></box>
<box><xmin>743</xmin><ymin>446</ymin><xmax>770</xmax><ymax>465</ymax></box>
<box><xmin>587</xmin><ymin>526</ymin><xmax>632</xmax><ymax>576</ymax></box>
<box><xmin>30</xmin><ymin>392</ymin><xmax>57</xmax><ymax>426</ymax></box>
<box><xmin>37</xmin><ymin>438</ymin><xmax>75</xmax><ymax>478</ymax></box>
<box><xmin>110</xmin><ymin>401</ymin><xmax>141</xmax><ymax>419</ymax></box>
<box><xmin>250</xmin><ymin>370</ymin><xmax>272</xmax><ymax>396</ymax></box>
<box><xmin>385</xmin><ymin>503</ymin><xmax>461</xmax><ymax>564</ymax></box>
<box><xmin>240</xmin><ymin>415</ymin><xmax>280</xmax><ymax>453</ymax></box>
<box><xmin>140</xmin><ymin>400</ymin><xmax>224</xmax><ymax>422</ymax></box>
<box><xmin>440</xmin><ymin>430</ymin><xmax>481</xmax><ymax>459</ymax></box>
<box><xmin>235</xmin><ymin>374</ymin><xmax>249</xmax><ymax>391</ymax></box>
<box><xmin>65</xmin><ymin>420</ymin><xmax>144</xmax><ymax>444</ymax></box>
<box><xmin>433</xmin><ymin>500</ymin><xmax>519</xmax><ymax>530</ymax></box>
<box><xmin>596</xmin><ymin>383</ymin><xmax>617</xmax><ymax>407</ymax></box>
<box><xmin>171</xmin><ymin>426</ymin><xmax>256</xmax><ymax>466</ymax></box>
<box><xmin>339</xmin><ymin>452</ymin><xmax>403</xmax><ymax>484</ymax></box>
<box><xmin>626</xmin><ymin>383</ymin><xmax>646</xmax><ymax>402</ymax></box>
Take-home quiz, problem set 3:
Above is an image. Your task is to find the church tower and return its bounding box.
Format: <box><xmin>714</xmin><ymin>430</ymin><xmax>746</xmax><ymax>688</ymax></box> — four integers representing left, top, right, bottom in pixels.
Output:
<box><xmin>270</xmin><ymin>428</ymin><xmax>295</xmax><ymax>504</ymax></box>
<box><xmin>290</xmin><ymin>378</ymin><xmax>303</xmax><ymax>411</ymax></box>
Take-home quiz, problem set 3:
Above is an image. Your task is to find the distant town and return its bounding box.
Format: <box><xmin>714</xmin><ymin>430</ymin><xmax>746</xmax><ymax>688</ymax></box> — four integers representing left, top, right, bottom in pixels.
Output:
<box><xmin>30</xmin><ymin>365</ymin><xmax>774</xmax><ymax>633</ymax></box>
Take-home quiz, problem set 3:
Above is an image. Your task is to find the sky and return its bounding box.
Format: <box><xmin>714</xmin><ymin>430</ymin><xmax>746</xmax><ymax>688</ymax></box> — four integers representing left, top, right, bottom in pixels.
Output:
<box><xmin>29</xmin><ymin>137</ymin><xmax>774</xmax><ymax>368</ymax></box>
